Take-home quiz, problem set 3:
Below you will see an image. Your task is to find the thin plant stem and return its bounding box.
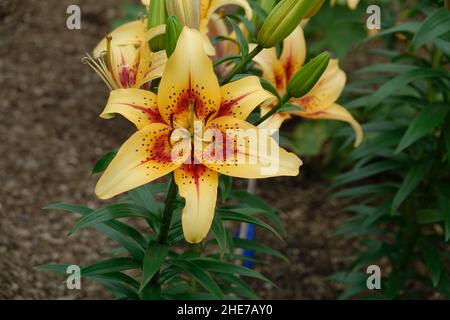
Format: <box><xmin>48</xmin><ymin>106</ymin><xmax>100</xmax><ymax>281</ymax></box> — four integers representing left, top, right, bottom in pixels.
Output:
<box><xmin>254</xmin><ymin>95</ymin><xmax>290</xmax><ymax>126</ymax></box>
<box><xmin>221</xmin><ymin>45</ymin><xmax>264</xmax><ymax>85</ymax></box>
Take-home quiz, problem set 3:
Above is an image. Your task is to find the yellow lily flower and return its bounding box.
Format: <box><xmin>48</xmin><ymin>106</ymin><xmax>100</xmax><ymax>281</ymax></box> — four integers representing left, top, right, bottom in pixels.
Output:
<box><xmin>84</xmin><ymin>19</ymin><xmax>167</xmax><ymax>90</ymax></box>
<box><xmin>253</xmin><ymin>26</ymin><xmax>363</xmax><ymax>147</ymax></box>
<box><xmin>330</xmin><ymin>0</ymin><xmax>360</xmax><ymax>10</ymax></box>
<box><xmin>95</xmin><ymin>27</ymin><xmax>302</xmax><ymax>243</ymax></box>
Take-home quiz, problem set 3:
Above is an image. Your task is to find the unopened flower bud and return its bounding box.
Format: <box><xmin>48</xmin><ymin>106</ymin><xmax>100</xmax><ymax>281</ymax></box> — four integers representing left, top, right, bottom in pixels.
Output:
<box><xmin>148</xmin><ymin>0</ymin><xmax>167</xmax><ymax>51</ymax></box>
<box><xmin>166</xmin><ymin>0</ymin><xmax>201</xmax><ymax>29</ymax></box>
<box><xmin>257</xmin><ymin>0</ymin><xmax>323</xmax><ymax>48</ymax></box>
<box><xmin>287</xmin><ymin>51</ymin><xmax>330</xmax><ymax>98</ymax></box>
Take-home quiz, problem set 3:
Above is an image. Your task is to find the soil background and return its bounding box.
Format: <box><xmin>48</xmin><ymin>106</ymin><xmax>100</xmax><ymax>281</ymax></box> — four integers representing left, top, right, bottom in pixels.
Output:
<box><xmin>0</xmin><ymin>0</ymin><xmax>358</xmax><ymax>299</ymax></box>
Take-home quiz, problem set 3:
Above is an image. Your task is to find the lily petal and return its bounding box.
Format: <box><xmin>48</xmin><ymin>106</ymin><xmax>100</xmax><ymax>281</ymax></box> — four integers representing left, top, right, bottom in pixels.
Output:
<box><xmin>100</xmin><ymin>89</ymin><xmax>164</xmax><ymax>129</ymax></box>
<box><xmin>136</xmin><ymin>49</ymin><xmax>167</xmax><ymax>88</ymax></box>
<box><xmin>157</xmin><ymin>27</ymin><xmax>221</xmax><ymax>127</ymax></box>
<box><xmin>201</xmin><ymin>0</ymin><xmax>253</xmax><ymax>32</ymax></box>
<box><xmin>217</xmin><ymin>76</ymin><xmax>274</xmax><ymax>120</ymax></box>
<box><xmin>201</xmin><ymin>116</ymin><xmax>302</xmax><ymax>178</ymax></box>
<box><xmin>175</xmin><ymin>164</ymin><xmax>218</xmax><ymax>243</ymax></box>
<box><xmin>96</xmin><ymin>123</ymin><xmax>187</xmax><ymax>199</ymax></box>
<box><xmin>253</xmin><ymin>46</ymin><xmax>287</xmax><ymax>91</ymax></box>
<box><xmin>94</xmin><ymin>20</ymin><xmax>147</xmax><ymax>58</ymax></box>
<box><xmin>298</xmin><ymin>103</ymin><xmax>364</xmax><ymax>147</ymax></box>
<box><xmin>280</xmin><ymin>26</ymin><xmax>307</xmax><ymax>82</ymax></box>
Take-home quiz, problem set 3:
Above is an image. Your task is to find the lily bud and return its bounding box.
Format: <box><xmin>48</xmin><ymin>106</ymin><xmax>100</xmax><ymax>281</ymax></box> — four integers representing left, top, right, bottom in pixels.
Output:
<box><xmin>148</xmin><ymin>0</ymin><xmax>167</xmax><ymax>51</ymax></box>
<box><xmin>257</xmin><ymin>0</ymin><xmax>323</xmax><ymax>48</ymax></box>
<box><xmin>166</xmin><ymin>0</ymin><xmax>201</xmax><ymax>29</ymax></box>
<box><xmin>165</xmin><ymin>16</ymin><xmax>182</xmax><ymax>58</ymax></box>
<box><xmin>304</xmin><ymin>0</ymin><xmax>324</xmax><ymax>18</ymax></box>
<box><xmin>259</xmin><ymin>0</ymin><xmax>276</xmax><ymax>13</ymax></box>
<box><xmin>287</xmin><ymin>51</ymin><xmax>330</xmax><ymax>98</ymax></box>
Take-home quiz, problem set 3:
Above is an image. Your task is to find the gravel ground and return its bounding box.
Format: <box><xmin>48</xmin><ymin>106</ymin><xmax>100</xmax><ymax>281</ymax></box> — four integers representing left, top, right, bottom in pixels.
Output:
<box><xmin>0</xmin><ymin>0</ymin><xmax>357</xmax><ymax>299</ymax></box>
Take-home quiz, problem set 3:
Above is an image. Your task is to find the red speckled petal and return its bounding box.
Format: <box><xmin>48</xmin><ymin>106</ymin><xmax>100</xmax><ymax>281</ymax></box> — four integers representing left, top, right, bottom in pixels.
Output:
<box><xmin>201</xmin><ymin>116</ymin><xmax>302</xmax><ymax>178</ymax></box>
<box><xmin>216</xmin><ymin>76</ymin><xmax>274</xmax><ymax>121</ymax></box>
<box><xmin>174</xmin><ymin>164</ymin><xmax>218</xmax><ymax>243</ymax></box>
<box><xmin>157</xmin><ymin>27</ymin><xmax>221</xmax><ymax>128</ymax></box>
<box><xmin>96</xmin><ymin>123</ymin><xmax>188</xmax><ymax>199</ymax></box>
<box><xmin>100</xmin><ymin>89</ymin><xmax>165</xmax><ymax>129</ymax></box>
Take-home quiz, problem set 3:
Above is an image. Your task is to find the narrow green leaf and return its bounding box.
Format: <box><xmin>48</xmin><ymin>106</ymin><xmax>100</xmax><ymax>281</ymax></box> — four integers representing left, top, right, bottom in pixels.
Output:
<box><xmin>70</xmin><ymin>203</ymin><xmax>158</xmax><ymax>234</ymax></box>
<box><xmin>225</xmin><ymin>17</ymin><xmax>249</xmax><ymax>57</ymax></box>
<box><xmin>219</xmin><ymin>210</ymin><xmax>283</xmax><ymax>240</ymax></box>
<box><xmin>82</xmin><ymin>258</ymin><xmax>140</xmax><ymax>276</ymax></box>
<box><xmin>128</xmin><ymin>184</ymin><xmax>161</xmax><ymax>214</ymax></box>
<box><xmin>189</xmin><ymin>258</ymin><xmax>273</xmax><ymax>285</ymax></box>
<box><xmin>419</xmin><ymin>238</ymin><xmax>442</xmax><ymax>287</ymax></box>
<box><xmin>211</xmin><ymin>215</ymin><xmax>227</xmax><ymax>258</ymax></box>
<box><xmin>396</xmin><ymin>104</ymin><xmax>449</xmax><ymax>153</ymax></box>
<box><xmin>168</xmin><ymin>259</ymin><xmax>224</xmax><ymax>299</ymax></box>
<box><xmin>233</xmin><ymin>237</ymin><xmax>288</xmax><ymax>262</ymax></box>
<box><xmin>391</xmin><ymin>161</ymin><xmax>431</xmax><ymax>213</ymax></box>
<box><xmin>437</xmin><ymin>193</ymin><xmax>450</xmax><ymax>241</ymax></box>
<box><xmin>413</xmin><ymin>8</ymin><xmax>450</xmax><ymax>49</ymax></box>
<box><xmin>333</xmin><ymin>161</ymin><xmax>402</xmax><ymax>187</ymax></box>
<box><xmin>367</xmin><ymin>68</ymin><xmax>445</xmax><ymax>108</ymax></box>
<box><xmin>92</xmin><ymin>149</ymin><xmax>117</xmax><ymax>174</ymax></box>
<box><xmin>140</xmin><ymin>241</ymin><xmax>169</xmax><ymax>291</ymax></box>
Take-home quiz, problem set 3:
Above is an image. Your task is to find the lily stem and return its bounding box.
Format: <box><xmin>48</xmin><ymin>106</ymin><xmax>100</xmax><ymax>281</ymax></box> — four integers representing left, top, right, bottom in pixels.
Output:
<box><xmin>141</xmin><ymin>175</ymin><xmax>177</xmax><ymax>299</ymax></box>
<box><xmin>254</xmin><ymin>94</ymin><xmax>290</xmax><ymax>126</ymax></box>
<box><xmin>221</xmin><ymin>45</ymin><xmax>264</xmax><ymax>85</ymax></box>
<box><xmin>158</xmin><ymin>174</ymin><xmax>178</xmax><ymax>244</ymax></box>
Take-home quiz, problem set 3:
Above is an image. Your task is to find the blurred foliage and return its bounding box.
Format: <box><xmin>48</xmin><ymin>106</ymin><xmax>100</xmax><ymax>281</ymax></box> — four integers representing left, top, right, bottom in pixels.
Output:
<box><xmin>329</xmin><ymin>1</ymin><xmax>450</xmax><ymax>299</ymax></box>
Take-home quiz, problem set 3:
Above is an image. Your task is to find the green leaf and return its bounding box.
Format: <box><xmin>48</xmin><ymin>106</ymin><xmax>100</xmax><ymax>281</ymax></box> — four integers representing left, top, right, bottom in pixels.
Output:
<box><xmin>333</xmin><ymin>161</ymin><xmax>402</xmax><ymax>187</ymax></box>
<box><xmin>92</xmin><ymin>149</ymin><xmax>117</xmax><ymax>174</ymax></box>
<box><xmin>70</xmin><ymin>203</ymin><xmax>159</xmax><ymax>234</ymax></box>
<box><xmin>416</xmin><ymin>209</ymin><xmax>444</xmax><ymax>225</ymax></box>
<box><xmin>219</xmin><ymin>210</ymin><xmax>283</xmax><ymax>240</ymax></box>
<box><xmin>365</xmin><ymin>22</ymin><xmax>421</xmax><ymax>41</ymax></box>
<box><xmin>354</xmin><ymin>63</ymin><xmax>417</xmax><ymax>76</ymax></box>
<box><xmin>232</xmin><ymin>237</ymin><xmax>288</xmax><ymax>262</ymax></box>
<box><xmin>188</xmin><ymin>258</ymin><xmax>273</xmax><ymax>285</ymax></box>
<box><xmin>367</xmin><ymin>68</ymin><xmax>446</xmax><ymax>108</ymax></box>
<box><xmin>213</xmin><ymin>54</ymin><xmax>241</xmax><ymax>67</ymax></box>
<box><xmin>419</xmin><ymin>238</ymin><xmax>442</xmax><ymax>287</ymax></box>
<box><xmin>218</xmin><ymin>175</ymin><xmax>233</xmax><ymax>202</ymax></box>
<box><xmin>211</xmin><ymin>214</ymin><xmax>228</xmax><ymax>258</ymax></box>
<box><xmin>83</xmin><ymin>258</ymin><xmax>140</xmax><ymax>275</ymax></box>
<box><xmin>229</xmin><ymin>190</ymin><xmax>283</xmax><ymax>230</ymax></box>
<box><xmin>396</xmin><ymin>104</ymin><xmax>449</xmax><ymax>153</ymax></box>
<box><xmin>260</xmin><ymin>78</ymin><xmax>281</xmax><ymax>100</ymax></box>
<box><xmin>45</xmin><ymin>203</ymin><xmax>147</xmax><ymax>260</ymax></box>
<box><xmin>413</xmin><ymin>8</ymin><xmax>450</xmax><ymax>49</ymax></box>
<box><xmin>391</xmin><ymin>161</ymin><xmax>431</xmax><ymax>214</ymax></box>
<box><xmin>168</xmin><ymin>259</ymin><xmax>224</xmax><ymax>299</ymax></box>
<box><xmin>437</xmin><ymin>193</ymin><xmax>450</xmax><ymax>241</ymax></box>
<box><xmin>445</xmin><ymin>125</ymin><xmax>450</xmax><ymax>168</ymax></box>
<box><xmin>35</xmin><ymin>264</ymin><xmax>71</xmax><ymax>274</ymax></box>
<box><xmin>128</xmin><ymin>184</ymin><xmax>161</xmax><ymax>215</ymax></box>
<box><xmin>225</xmin><ymin>17</ymin><xmax>248</xmax><ymax>57</ymax></box>
<box><xmin>215</xmin><ymin>273</ymin><xmax>260</xmax><ymax>299</ymax></box>
<box><xmin>385</xmin><ymin>271</ymin><xmax>407</xmax><ymax>299</ymax></box>
<box><xmin>334</xmin><ymin>184</ymin><xmax>397</xmax><ymax>199</ymax></box>
<box><xmin>278</xmin><ymin>103</ymin><xmax>304</xmax><ymax>113</ymax></box>
<box><xmin>140</xmin><ymin>241</ymin><xmax>169</xmax><ymax>291</ymax></box>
